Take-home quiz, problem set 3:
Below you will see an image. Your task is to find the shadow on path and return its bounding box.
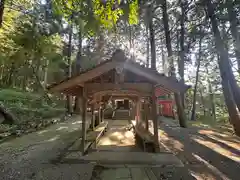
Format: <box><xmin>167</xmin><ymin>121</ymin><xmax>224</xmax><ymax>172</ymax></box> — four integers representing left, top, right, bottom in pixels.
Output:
<box><xmin>158</xmin><ymin>119</ymin><xmax>240</xmax><ymax>180</ymax></box>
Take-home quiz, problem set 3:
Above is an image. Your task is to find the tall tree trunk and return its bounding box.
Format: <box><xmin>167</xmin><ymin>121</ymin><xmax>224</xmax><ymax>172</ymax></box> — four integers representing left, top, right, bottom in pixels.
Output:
<box><xmin>146</xmin><ymin>24</ymin><xmax>150</xmax><ymax>68</ymax></box>
<box><xmin>161</xmin><ymin>0</ymin><xmax>187</xmax><ymax>127</ymax></box>
<box><xmin>206</xmin><ymin>0</ymin><xmax>240</xmax><ymax>112</ymax></box>
<box><xmin>226</xmin><ymin>0</ymin><xmax>240</xmax><ymax>71</ymax></box>
<box><xmin>205</xmin><ymin>0</ymin><xmax>240</xmax><ymax>135</ymax></box>
<box><xmin>21</xmin><ymin>61</ymin><xmax>28</xmax><ymax>90</ymax></box>
<box><xmin>191</xmin><ymin>37</ymin><xmax>202</xmax><ymax>121</ymax></box>
<box><xmin>45</xmin><ymin>0</ymin><xmax>52</xmax><ymax>19</ymax></box>
<box><xmin>179</xmin><ymin>0</ymin><xmax>186</xmax><ymax>107</ymax></box>
<box><xmin>205</xmin><ymin>62</ymin><xmax>216</xmax><ymax>121</ymax></box>
<box><xmin>66</xmin><ymin>24</ymin><xmax>73</xmax><ymax>114</ymax></box>
<box><xmin>199</xmin><ymin>85</ymin><xmax>206</xmax><ymax>117</ymax></box>
<box><xmin>226</xmin><ymin>60</ymin><xmax>240</xmax><ymax>111</ymax></box>
<box><xmin>74</xmin><ymin>28</ymin><xmax>82</xmax><ymax>114</ymax></box>
<box><xmin>207</xmin><ymin>71</ymin><xmax>216</xmax><ymax>121</ymax></box>
<box><xmin>8</xmin><ymin>62</ymin><xmax>15</xmax><ymax>87</ymax></box>
<box><xmin>97</xmin><ymin>32</ymin><xmax>104</xmax><ymax>63</ymax></box>
<box><xmin>22</xmin><ymin>75</ymin><xmax>27</xmax><ymax>90</ymax></box>
<box><xmin>43</xmin><ymin>59</ymin><xmax>49</xmax><ymax>89</ymax></box>
<box><xmin>0</xmin><ymin>62</ymin><xmax>4</xmax><ymax>81</ymax></box>
<box><xmin>219</xmin><ymin>59</ymin><xmax>240</xmax><ymax>136</ymax></box>
<box><xmin>33</xmin><ymin>57</ymin><xmax>42</xmax><ymax>92</ymax></box>
<box><xmin>149</xmin><ymin>11</ymin><xmax>156</xmax><ymax>70</ymax></box>
<box><xmin>160</xmin><ymin>38</ymin><xmax>166</xmax><ymax>74</ymax></box>
<box><xmin>129</xmin><ymin>25</ymin><xmax>134</xmax><ymax>60</ymax></box>
<box><xmin>161</xmin><ymin>0</ymin><xmax>173</xmax><ymax>74</ymax></box>
<box><xmin>0</xmin><ymin>0</ymin><xmax>5</xmax><ymax>27</ymax></box>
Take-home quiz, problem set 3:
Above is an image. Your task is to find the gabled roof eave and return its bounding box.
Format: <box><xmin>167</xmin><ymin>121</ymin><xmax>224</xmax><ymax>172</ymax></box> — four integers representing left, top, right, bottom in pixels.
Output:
<box><xmin>48</xmin><ymin>59</ymin><xmax>190</xmax><ymax>94</ymax></box>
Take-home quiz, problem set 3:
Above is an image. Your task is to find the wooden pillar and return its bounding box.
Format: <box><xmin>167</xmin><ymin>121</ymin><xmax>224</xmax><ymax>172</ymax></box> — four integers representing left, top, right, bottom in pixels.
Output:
<box><xmin>81</xmin><ymin>88</ymin><xmax>87</xmax><ymax>155</ymax></box>
<box><xmin>132</xmin><ymin>100</ymin><xmax>136</xmax><ymax>120</ymax></box>
<box><xmin>101</xmin><ymin>103</ymin><xmax>104</xmax><ymax>122</ymax></box>
<box><xmin>152</xmin><ymin>86</ymin><xmax>159</xmax><ymax>152</ymax></box>
<box><xmin>144</xmin><ymin>102</ymin><xmax>149</xmax><ymax>131</ymax></box>
<box><xmin>98</xmin><ymin>104</ymin><xmax>102</xmax><ymax>124</ymax></box>
<box><xmin>128</xmin><ymin>100</ymin><xmax>131</xmax><ymax>117</ymax></box>
<box><xmin>136</xmin><ymin>98</ymin><xmax>140</xmax><ymax>125</ymax></box>
<box><xmin>91</xmin><ymin>104</ymin><xmax>95</xmax><ymax>130</ymax></box>
<box><xmin>139</xmin><ymin>100</ymin><xmax>142</xmax><ymax>125</ymax></box>
<box><xmin>156</xmin><ymin>100</ymin><xmax>160</xmax><ymax>115</ymax></box>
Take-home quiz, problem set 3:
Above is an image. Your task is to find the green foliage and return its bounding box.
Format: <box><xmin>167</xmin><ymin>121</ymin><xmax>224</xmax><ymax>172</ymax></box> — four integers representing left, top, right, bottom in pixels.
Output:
<box><xmin>128</xmin><ymin>0</ymin><xmax>138</xmax><ymax>24</ymax></box>
<box><xmin>52</xmin><ymin>0</ymin><xmax>139</xmax><ymax>31</ymax></box>
<box><xmin>0</xmin><ymin>89</ymin><xmax>65</xmax><ymax>123</ymax></box>
<box><xmin>94</xmin><ymin>0</ymin><xmax>124</xmax><ymax>28</ymax></box>
<box><xmin>0</xmin><ymin>5</ymin><xmax>64</xmax><ymax>89</ymax></box>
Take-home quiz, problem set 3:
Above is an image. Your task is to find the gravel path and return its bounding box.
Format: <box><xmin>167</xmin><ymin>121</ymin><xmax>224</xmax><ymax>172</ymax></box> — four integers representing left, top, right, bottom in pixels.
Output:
<box><xmin>0</xmin><ymin>115</ymin><xmax>93</xmax><ymax>180</ymax></box>
<box><xmin>158</xmin><ymin>117</ymin><xmax>240</xmax><ymax>180</ymax></box>
<box><xmin>3</xmin><ymin>115</ymin><xmax>238</xmax><ymax>180</ymax></box>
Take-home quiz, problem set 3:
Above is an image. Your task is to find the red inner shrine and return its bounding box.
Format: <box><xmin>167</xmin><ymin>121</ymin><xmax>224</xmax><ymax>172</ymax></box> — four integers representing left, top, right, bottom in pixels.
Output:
<box><xmin>158</xmin><ymin>100</ymin><xmax>175</xmax><ymax>118</ymax></box>
<box><xmin>155</xmin><ymin>88</ymin><xmax>175</xmax><ymax>118</ymax></box>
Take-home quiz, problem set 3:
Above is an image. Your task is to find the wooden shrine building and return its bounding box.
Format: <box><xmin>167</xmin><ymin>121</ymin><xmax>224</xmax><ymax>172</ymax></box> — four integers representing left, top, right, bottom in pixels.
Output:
<box><xmin>48</xmin><ymin>49</ymin><xmax>190</xmax><ymax>154</ymax></box>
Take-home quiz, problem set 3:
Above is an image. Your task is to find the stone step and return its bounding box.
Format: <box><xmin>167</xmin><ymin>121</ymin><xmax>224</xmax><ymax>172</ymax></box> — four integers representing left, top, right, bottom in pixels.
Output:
<box><xmin>79</xmin><ymin>151</ymin><xmax>184</xmax><ymax>167</ymax></box>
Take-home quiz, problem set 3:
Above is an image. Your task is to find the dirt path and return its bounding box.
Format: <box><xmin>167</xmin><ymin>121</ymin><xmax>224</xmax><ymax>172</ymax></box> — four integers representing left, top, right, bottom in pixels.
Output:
<box><xmin>0</xmin><ymin>115</ymin><xmax>93</xmax><ymax>180</ymax></box>
<box><xmin>158</xmin><ymin>117</ymin><xmax>240</xmax><ymax>180</ymax></box>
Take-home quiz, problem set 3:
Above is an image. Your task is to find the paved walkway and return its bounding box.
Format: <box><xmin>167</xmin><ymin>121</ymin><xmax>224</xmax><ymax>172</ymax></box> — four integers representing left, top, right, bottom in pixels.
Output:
<box><xmin>0</xmin><ymin>115</ymin><xmax>94</xmax><ymax>180</ymax></box>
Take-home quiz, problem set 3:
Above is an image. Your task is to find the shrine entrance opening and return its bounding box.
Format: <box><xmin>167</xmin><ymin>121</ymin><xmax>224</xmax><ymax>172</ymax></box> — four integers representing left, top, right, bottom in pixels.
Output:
<box><xmin>116</xmin><ymin>99</ymin><xmax>130</xmax><ymax>110</ymax></box>
<box><xmin>48</xmin><ymin>49</ymin><xmax>190</xmax><ymax>157</ymax></box>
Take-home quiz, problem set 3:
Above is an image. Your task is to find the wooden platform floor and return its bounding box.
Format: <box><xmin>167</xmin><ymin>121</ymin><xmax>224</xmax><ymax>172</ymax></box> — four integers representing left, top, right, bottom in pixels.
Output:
<box><xmin>96</xmin><ymin>119</ymin><xmax>141</xmax><ymax>152</ymax></box>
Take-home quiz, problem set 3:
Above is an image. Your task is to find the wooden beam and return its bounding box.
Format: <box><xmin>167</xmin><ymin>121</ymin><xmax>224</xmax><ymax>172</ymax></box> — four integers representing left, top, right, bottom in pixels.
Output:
<box><xmin>62</xmin><ymin>85</ymin><xmax>83</xmax><ymax>96</ymax></box>
<box><xmin>111</xmin><ymin>96</ymin><xmax>138</xmax><ymax>101</ymax></box>
<box><xmin>155</xmin><ymin>86</ymin><xmax>172</xmax><ymax>96</ymax></box>
<box><xmin>92</xmin><ymin>90</ymin><xmax>149</xmax><ymax>99</ymax></box>
<box><xmin>85</xmin><ymin>83</ymin><xmax>152</xmax><ymax>95</ymax></box>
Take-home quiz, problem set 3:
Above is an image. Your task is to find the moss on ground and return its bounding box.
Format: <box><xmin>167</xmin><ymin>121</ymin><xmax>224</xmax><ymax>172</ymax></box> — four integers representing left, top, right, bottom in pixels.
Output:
<box><xmin>0</xmin><ymin>88</ymin><xmax>65</xmax><ymax>138</ymax></box>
